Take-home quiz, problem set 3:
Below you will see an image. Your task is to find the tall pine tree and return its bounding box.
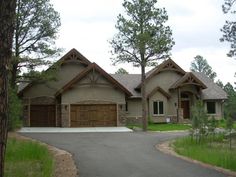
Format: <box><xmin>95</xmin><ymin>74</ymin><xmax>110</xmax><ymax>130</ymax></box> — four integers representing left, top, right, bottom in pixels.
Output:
<box><xmin>110</xmin><ymin>0</ymin><xmax>174</xmax><ymax>131</ymax></box>
<box><xmin>190</xmin><ymin>55</ymin><xmax>217</xmax><ymax>81</ymax></box>
<box><xmin>221</xmin><ymin>0</ymin><xmax>236</xmax><ymax>58</ymax></box>
<box><xmin>11</xmin><ymin>0</ymin><xmax>61</xmax><ymax>87</ymax></box>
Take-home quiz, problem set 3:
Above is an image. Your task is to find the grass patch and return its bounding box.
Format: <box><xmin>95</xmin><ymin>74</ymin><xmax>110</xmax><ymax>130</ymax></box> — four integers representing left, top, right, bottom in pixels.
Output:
<box><xmin>5</xmin><ymin>138</ymin><xmax>54</xmax><ymax>177</ymax></box>
<box><xmin>173</xmin><ymin>135</ymin><xmax>236</xmax><ymax>171</ymax></box>
<box><xmin>217</xmin><ymin>119</ymin><xmax>236</xmax><ymax>129</ymax></box>
<box><xmin>148</xmin><ymin>123</ymin><xmax>191</xmax><ymax>131</ymax></box>
<box><xmin>127</xmin><ymin>123</ymin><xmax>191</xmax><ymax>131</ymax></box>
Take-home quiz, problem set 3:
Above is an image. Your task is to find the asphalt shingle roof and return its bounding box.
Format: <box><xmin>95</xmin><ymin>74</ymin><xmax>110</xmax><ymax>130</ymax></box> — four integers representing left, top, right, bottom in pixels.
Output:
<box><xmin>110</xmin><ymin>74</ymin><xmax>141</xmax><ymax>98</ymax></box>
<box><xmin>192</xmin><ymin>72</ymin><xmax>228</xmax><ymax>100</ymax></box>
<box><xmin>111</xmin><ymin>72</ymin><xmax>228</xmax><ymax>100</ymax></box>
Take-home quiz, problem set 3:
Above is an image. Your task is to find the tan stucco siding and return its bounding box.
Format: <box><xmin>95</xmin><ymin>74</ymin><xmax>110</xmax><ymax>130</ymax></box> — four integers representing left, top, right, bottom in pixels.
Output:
<box><xmin>23</xmin><ymin>83</ymin><xmax>56</xmax><ymax>97</ymax></box>
<box><xmin>62</xmin><ymin>86</ymin><xmax>125</xmax><ymax>104</ymax></box>
<box><xmin>180</xmin><ymin>85</ymin><xmax>199</xmax><ymax>96</ymax></box>
<box><xmin>61</xmin><ymin>70</ymin><xmax>126</xmax><ymax>104</ymax></box>
<box><xmin>78</xmin><ymin>71</ymin><xmax>113</xmax><ymax>85</ymax></box>
<box><xmin>126</xmin><ymin>99</ymin><xmax>142</xmax><ymax>117</ymax></box>
<box><xmin>49</xmin><ymin>63</ymin><xmax>85</xmax><ymax>89</ymax></box>
<box><xmin>149</xmin><ymin>91</ymin><xmax>168</xmax><ymax>117</ymax></box>
<box><xmin>23</xmin><ymin>62</ymin><xmax>85</xmax><ymax>98</ymax></box>
<box><xmin>145</xmin><ymin>71</ymin><xmax>182</xmax><ymax>119</ymax></box>
<box><xmin>205</xmin><ymin>100</ymin><xmax>223</xmax><ymax>120</ymax></box>
<box><xmin>167</xmin><ymin>90</ymin><xmax>178</xmax><ymax>115</ymax></box>
<box><xmin>146</xmin><ymin>71</ymin><xmax>182</xmax><ymax>94</ymax></box>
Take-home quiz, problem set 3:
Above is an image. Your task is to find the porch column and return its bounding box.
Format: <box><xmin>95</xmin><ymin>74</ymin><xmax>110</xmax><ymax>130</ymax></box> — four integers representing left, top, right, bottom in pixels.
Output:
<box><xmin>177</xmin><ymin>88</ymin><xmax>183</xmax><ymax>122</ymax></box>
<box><xmin>178</xmin><ymin>88</ymin><xmax>181</xmax><ymax>109</ymax></box>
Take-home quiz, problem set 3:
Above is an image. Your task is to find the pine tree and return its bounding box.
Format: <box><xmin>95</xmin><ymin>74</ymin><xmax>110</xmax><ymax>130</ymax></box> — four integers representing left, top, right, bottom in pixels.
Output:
<box><xmin>110</xmin><ymin>0</ymin><xmax>174</xmax><ymax>131</ymax></box>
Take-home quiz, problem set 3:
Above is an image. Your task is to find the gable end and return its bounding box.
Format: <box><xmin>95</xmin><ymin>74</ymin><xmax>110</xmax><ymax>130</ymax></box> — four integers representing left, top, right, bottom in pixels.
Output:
<box><xmin>59</xmin><ymin>48</ymin><xmax>91</xmax><ymax>66</ymax></box>
<box><xmin>55</xmin><ymin>63</ymin><xmax>132</xmax><ymax>97</ymax></box>
<box><xmin>170</xmin><ymin>72</ymin><xmax>207</xmax><ymax>89</ymax></box>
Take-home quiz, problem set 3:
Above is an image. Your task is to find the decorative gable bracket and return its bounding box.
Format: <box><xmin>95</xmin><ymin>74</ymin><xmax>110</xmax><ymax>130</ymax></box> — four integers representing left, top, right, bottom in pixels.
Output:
<box><xmin>170</xmin><ymin>72</ymin><xmax>207</xmax><ymax>90</ymax></box>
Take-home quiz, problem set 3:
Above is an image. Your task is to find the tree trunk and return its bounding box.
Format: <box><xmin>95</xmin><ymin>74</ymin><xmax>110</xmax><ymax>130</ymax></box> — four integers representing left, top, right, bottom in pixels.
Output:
<box><xmin>141</xmin><ymin>64</ymin><xmax>147</xmax><ymax>131</ymax></box>
<box><xmin>0</xmin><ymin>0</ymin><xmax>16</xmax><ymax>176</ymax></box>
<box><xmin>11</xmin><ymin>7</ymin><xmax>20</xmax><ymax>88</ymax></box>
<box><xmin>10</xmin><ymin>62</ymin><xmax>18</xmax><ymax>88</ymax></box>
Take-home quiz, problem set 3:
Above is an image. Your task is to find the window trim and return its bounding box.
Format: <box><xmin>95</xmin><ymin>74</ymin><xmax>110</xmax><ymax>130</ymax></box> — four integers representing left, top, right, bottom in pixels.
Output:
<box><xmin>153</xmin><ymin>100</ymin><xmax>164</xmax><ymax>116</ymax></box>
<box><xmin>206</xmin><ymin>101</ymin><xmax>216</xmax><ymax>114</ymax></box>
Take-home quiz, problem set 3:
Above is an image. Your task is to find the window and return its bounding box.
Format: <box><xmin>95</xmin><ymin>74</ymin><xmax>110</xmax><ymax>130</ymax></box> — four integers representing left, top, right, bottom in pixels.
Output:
<box><xmin>207</xmin><ymin>102</ymin><xmax>216</xmax><ymax>114</ymax></box>
<box><xmin>153</xmin><ymin>101</ymin><xmax>164</xmax><ymax>115</ymax></box>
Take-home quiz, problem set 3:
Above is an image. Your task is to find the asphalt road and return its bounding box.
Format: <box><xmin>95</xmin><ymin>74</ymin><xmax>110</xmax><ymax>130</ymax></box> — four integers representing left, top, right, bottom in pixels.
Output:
<box><xmin>22</xmin><ymin>132</ymin><xmax>228</xmax><ymax>177</ymax></box>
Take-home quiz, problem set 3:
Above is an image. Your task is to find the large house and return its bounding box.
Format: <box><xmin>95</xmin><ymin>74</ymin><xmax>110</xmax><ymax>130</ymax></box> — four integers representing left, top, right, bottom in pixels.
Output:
<box><xmin>19</xmin><ymin>49</ymin><xmax>227</xmax><ymax>127</ymax></box>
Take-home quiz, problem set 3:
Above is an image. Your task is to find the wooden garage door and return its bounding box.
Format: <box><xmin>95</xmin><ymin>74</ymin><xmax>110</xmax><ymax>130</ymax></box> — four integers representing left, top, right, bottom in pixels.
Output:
<box><xmin>30</xmin><ymin>105</ymin><xmax>56</xmax><ymax>127</ymax></box>
<box><xmin>70</xmin><ymin>104</ymin><xmax>117</xmax><ymax>127</ymax></box>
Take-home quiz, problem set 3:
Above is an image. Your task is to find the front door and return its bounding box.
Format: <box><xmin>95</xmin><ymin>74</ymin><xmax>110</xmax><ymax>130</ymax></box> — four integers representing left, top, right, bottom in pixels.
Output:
<box><xmin>181</xmin><ymin>100</ymin><xmax>190</xmax><ymax>119</ymax></box>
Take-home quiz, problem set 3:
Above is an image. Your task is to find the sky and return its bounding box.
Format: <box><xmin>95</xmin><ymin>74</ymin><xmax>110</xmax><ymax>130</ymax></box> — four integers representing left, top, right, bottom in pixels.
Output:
<box><xmin>50</xmin><ymin>0</ymin><xmax>236</xmax><ymax>85</ymax></box>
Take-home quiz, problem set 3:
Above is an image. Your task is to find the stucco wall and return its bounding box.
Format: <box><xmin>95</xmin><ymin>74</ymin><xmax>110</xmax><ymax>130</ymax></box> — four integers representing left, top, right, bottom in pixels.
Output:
<box><xmin>126</xmin><ymin>99</ymin><xmax>142</xmax><ymax>117</ymax></box>
<box><xmin>205</xmin><ymin>100</ymin><xmax>223</xmax><ymax>119</ymax></box>
<box><xmin>62</xmin><ymin>86</ymin><xmax>125</xmax><ymax>104</ymax></box>
<box><xmin>180</xmin><ymin>85</ymin><xmax>199</xmax><ymax>96</ymax></box>
<box><xmin>146</xmin><ymin>71</ymin><xmax>182</xmax><ymax>93</ymax></box>
<box><xmin>23</xmin><ymin>62</ymin><xmax>85</xmax><ymax>98</ymax></box>
<box><xmin>167</xmin><ymin>90</ymin><xmax>178</xmax><ymax>115</ymax></box>
<box><xmin>125</xmin><ymin>98</ymin><xmax>142</xmax><ymax>125</ymax></box>
<box><xmin>145</xmin><ymin>71</ymin><xmax>182</xmax><ymax>122</ymax></box>
<box><xmin>61</xmin><ymin>70</ymin><xmax>126</xmax><ymax>104</ymax></box>
<box><xmin>149</xmin><ymin>91</ymin><xmax>168</xmax><ymax>117</ymax></box>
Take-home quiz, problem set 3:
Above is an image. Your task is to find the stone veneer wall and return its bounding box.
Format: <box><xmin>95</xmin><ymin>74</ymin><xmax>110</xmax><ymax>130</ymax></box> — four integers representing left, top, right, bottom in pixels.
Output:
<box><xmin>22</xmin><ymin>104</ymin><xmax>30</xmax><ymax>126</ymax></box>
<box><xmin>118</xmin><ymin>104</ymin><xmax>126</xmax><ymax>126</ymax></box>
<box><xmin>61</xmin><ymin>104</ymin><xmax>70</xmax><ymax>127</ymax></box>
<box><xmin>125</xmin><ymin>116</ymin><xmax>143</xmax><ymax>125</ymax></box>
<box><xmin>56</xmin><ymin>104</ymin><xmax>62</xmax><ymax>127</ymax></box>
<box><xmin>151</xmin><ymin>115</ymin><xmax>178</xmax><ymax>123</ymax></box>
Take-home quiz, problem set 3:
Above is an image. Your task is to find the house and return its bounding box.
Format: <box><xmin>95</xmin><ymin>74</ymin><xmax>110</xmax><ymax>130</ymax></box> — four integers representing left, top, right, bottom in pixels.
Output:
<box><xmin>19</xmin><ymin>49</ymin><xmax>228</xmax><ymax>127</ymax></box>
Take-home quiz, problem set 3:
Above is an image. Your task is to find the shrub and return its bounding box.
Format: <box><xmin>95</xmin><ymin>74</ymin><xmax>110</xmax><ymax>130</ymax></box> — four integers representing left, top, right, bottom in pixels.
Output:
<box><xmin>190</xmin><ymin>100</ymin><xmax>208</xmax><ymax>143</ymax></box>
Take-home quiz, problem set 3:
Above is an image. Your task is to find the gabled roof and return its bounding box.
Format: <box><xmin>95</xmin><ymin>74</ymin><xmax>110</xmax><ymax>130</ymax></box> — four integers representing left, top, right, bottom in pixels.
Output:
<box><xmin>55</xmin><ymin>63</ymin><xmax>132</xmax><ymax>97</ymax></box>
<box><xmin>192</xmin><ymin>72</ymin><xmax>228</xmax><ymax>100</ymax></box>
<box><xmin>18</xmin><ymin>48</ymin><xmax>227</xmax><ymax>101</ymax></box>
<box><xmin>147</xmin><ymin>58</ymin><xmax>186</xmax><ymax>77</ymax></box>
<box><xmin>136</xmin><ymin>59</ymin><xmax>186</xmax><ymax>89</ymax></box>
<box><xmin>170</xmin><ymin>72</ymin><xmax>207</xmax><ymax>89</ymax></box>
<box><xmin>58</xmin><ymin>48</ymin><xmax>91</xmax><ymax>66</ymax></box>
<box><xmin>147</xmin><ymin>86</ymin><xmax>171</xmax><ymax>99</ymax></box>
<box><xmin>18</xmin><ymin>49</ymin><xmax>91</xmax><ymax>96</ymax></box>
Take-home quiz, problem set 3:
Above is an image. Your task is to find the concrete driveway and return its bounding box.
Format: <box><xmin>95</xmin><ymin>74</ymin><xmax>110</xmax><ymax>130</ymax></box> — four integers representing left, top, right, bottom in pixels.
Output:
<box><xmin>22</xmin><ymin>132</ymin><xmax>227</xmax><ymax>177</ymax></box>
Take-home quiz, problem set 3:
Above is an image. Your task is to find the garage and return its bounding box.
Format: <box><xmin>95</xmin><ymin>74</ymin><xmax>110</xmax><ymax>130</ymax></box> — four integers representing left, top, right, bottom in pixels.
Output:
<box><xmin>70</xmin><ymin>104</ymin><xmax>117</xmax><ymax>127</ymax></box>
<box><xmin>30</xmin><ymin>105</ymin><xmax>56</xmax><ymax>127</ymax></box>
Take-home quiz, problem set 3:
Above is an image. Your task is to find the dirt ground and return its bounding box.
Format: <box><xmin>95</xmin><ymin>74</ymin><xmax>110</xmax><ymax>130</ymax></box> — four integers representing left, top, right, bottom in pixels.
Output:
<box><xmin>8</xmin><ymin>132</ymin><xmax>78</xmax><ymax>177</ymax></box>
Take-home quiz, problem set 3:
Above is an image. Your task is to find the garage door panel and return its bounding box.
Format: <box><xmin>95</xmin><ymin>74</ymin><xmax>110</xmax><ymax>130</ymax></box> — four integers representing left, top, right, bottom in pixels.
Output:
<box><xmin>70</xmin><ymin>104</ymin><xmax>117</xmax><ymax>127</ymax></box>
<box><xmin>30</xmin><ymin>105</ymin><xmax>56</xmax><ymax>127</ymax></box>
